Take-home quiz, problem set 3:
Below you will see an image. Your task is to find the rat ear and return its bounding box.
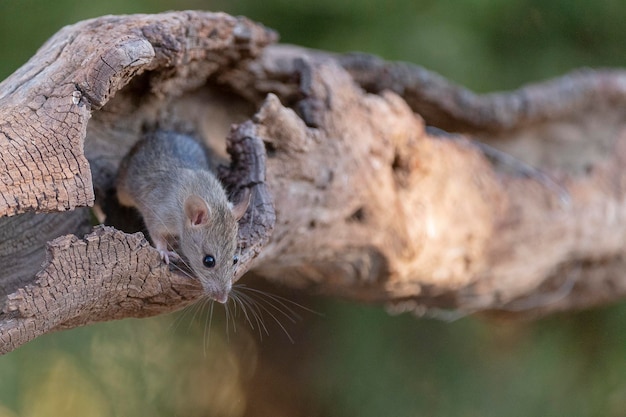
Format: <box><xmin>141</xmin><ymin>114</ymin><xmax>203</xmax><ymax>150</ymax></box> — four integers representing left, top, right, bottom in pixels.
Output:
<box><xmin>185</xmin><ymin>195</ymin><xmax>211</xmax><ymax>227</ymax></box>
<box><xmin>231</xmin><ymin>188</ymin><xmax>251</xmax><ymax>221</ymax></box>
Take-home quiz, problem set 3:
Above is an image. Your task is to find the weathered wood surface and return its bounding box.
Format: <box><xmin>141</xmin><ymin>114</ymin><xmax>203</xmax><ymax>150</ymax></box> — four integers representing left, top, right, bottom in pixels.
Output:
<box><xmin>2</xmin><ymin>11</ymin><xmax>626</xmax><ymax>354</ymax></box>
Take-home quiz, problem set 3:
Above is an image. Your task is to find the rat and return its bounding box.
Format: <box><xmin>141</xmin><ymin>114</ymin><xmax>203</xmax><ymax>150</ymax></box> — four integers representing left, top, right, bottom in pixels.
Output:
<box><xmin>116</xmin><ymin>130</ymin><xmax>250</xmax><ymax>303</ymax></box>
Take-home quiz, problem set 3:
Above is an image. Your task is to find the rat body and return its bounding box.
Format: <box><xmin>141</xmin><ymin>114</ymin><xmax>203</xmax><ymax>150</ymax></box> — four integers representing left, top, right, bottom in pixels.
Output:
<box><xmin>116</xmin><ymin>130</ymin><xmax>249</xmax><ymax>303</ymax></box>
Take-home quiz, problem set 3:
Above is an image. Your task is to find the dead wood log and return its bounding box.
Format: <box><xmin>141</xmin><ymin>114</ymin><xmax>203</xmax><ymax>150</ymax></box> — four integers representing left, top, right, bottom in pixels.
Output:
<box><xmin>1</xmin><ymin>11</ymin><xmax>626</xmax><ymax>354</ymax></box>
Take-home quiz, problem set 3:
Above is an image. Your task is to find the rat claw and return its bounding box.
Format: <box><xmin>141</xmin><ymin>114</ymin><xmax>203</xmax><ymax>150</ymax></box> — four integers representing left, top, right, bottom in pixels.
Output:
<box><xmin>158</xmin><ymin>250</ymin><xmax>170</xmax><ymax>265</ymax></box>
<box><xmin>158</xmin><ymin>250</ymin><xmax>180</xmax><ymax>265</ymax></box>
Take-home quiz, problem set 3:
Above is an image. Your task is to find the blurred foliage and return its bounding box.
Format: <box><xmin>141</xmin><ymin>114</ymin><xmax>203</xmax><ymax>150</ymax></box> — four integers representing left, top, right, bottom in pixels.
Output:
<box><xmin>4</xmin><ymin>0</ymin><xmax>626</xmax><ymax>91</ymax></box>
<box><xmin>0</xmin><ymin>310</ymin><xmax>256</xmax><ymax>417</ymax></box>
<box><xmin>312</xmin><ymin>301</ymin><xmax>626</xmax><ymax>417</ymax></box>
<box><xmin>2</xmin><ymin>1</ymin><xmax>626</xmax><ymax>416</ymax></box>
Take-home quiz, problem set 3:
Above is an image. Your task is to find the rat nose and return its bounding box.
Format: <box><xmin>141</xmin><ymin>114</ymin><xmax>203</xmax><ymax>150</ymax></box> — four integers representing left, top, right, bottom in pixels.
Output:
<box><xmin>214</xmin><ymin>291</ymin><xmax>229</xmax><ymax>304</ymax></box>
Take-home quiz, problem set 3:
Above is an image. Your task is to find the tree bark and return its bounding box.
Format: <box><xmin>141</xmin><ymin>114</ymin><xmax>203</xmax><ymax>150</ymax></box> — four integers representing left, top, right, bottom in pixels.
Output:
<box><xmin>2</xmin><ymin>11</ymin><xmax>626</xmax><ymax>354</ymax></box>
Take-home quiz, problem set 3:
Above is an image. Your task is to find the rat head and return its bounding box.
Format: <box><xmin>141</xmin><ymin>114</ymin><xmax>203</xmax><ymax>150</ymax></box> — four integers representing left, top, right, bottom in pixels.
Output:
<box><xmin>179</xmin><ymin>192</ymin><xmax>249</xmax><ymax>303</ymax></box>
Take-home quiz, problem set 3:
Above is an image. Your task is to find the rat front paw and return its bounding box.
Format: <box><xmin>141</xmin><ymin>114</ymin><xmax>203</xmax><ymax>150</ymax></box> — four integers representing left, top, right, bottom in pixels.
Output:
<box><xmin>159</xmin><ymin>250</ymin><xmax>181</xmax><ymax>265</ymax></box>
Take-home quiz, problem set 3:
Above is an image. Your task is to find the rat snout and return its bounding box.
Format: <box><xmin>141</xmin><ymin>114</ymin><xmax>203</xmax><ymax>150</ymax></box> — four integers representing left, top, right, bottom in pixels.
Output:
<box><xmin>199</xmin><ymin>278</ymin><xmax>231</xmax><ymax>303</ymax></box>
<box><xmin>202</xmin><ymin>276</ymin><xmax>231</xmax><ymax>304</ymax></box>
<box><xmin>214</xmin><ymin>291</ymin><xmax>229</xmax><ymax>304</ymax></box>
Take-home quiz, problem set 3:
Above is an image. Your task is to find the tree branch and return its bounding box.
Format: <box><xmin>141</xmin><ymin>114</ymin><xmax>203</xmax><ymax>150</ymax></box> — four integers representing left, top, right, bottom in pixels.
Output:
<box><xmin>2</xmin><ymin>11</ymin><xmax>626</xmax><ymax>354</ymax></box>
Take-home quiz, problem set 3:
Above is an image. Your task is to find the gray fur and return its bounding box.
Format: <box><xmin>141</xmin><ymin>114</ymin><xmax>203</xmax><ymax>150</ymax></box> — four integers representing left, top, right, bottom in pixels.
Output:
<box><xmin>116</xmin><ymin>130</ymin><xmax>241</xmax><ymax>303</ymax></box>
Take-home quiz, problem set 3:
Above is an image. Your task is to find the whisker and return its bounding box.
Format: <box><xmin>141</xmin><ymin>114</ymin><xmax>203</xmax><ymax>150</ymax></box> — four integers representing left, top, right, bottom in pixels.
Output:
<box><xmin>233</xmin><ymin>290</ymin><xmax>269</xmax><ymax>339</ymax></box>
<box><xmin>255</xmin><ymin>301</ymin><xmax>295</xmax><ymax>344</ymax></box>
<box><xmin>235</xmin><ymin>289</ymin><xmax>295</xmax><ymax>343</ymax></box>
<box><xmin>228</xmin><ymin>298</ymin><xmax>238</xmax><ymax>334</ymax></box>
<box><xmin>174</xmin><ymin>257</ymin><xmax>194</xmax><ymax>276</ymax></box>
<box><xmin>224</xmin><ymin>301</ymin><xmax>231</xmax><ymax>341</ymax></box>
<box><xmin>203</xmin><ymin>298</ymin><xmax>215</xmax><ymax>355</ymax></box>
<box><xmin>234</xmin><ymin>292</ymin><xmax>254</xmax><ymax>330</ymax></box>
<box><xmin>239</xmin><ymin>291</ymin><xmax>269</xmax><ymax>337</ymax></box>
<box><xmin>169</xmin><ymin>262</ymin><xmax>196</xmax><ymax>280</ymax></box>
<box><xmin>236</xmin><ymin>284</ymin><xmax>321</xmax><ymax>317</ymax></box>
<box><xmin>231</xmin><ymin>292</ymin><xmax>255</xmax><ymax>330</ymax></box>
<box><xmin>230</xmin><ymin>294</ymin><xmax>239</xmax><ymax>318</ymax></box>
<box><xmin>187</xmin><ymin>297</ymin><xmax>209</xmax><ymax>332</ymax></box>
<box><xmin>250</xmin><ymin>294</ymin><xmax>299</xmax><ymax>324</ymax></box>
<box><xmin>168</xmin><ymin>301</ymin><xmax>199</xmax><ymax>334</ymax></box>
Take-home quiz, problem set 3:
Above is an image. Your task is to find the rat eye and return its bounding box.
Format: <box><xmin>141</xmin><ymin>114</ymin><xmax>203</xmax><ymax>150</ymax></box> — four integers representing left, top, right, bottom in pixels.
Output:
<box><xmin>203</xmin><ymin>255</ymin><xmax>216</xmax><ymax>268</ymax></box>
<box><xmin>233</xmin><ymin>255</ymin><xmax>239</xmax><ymax>265</ymax></box>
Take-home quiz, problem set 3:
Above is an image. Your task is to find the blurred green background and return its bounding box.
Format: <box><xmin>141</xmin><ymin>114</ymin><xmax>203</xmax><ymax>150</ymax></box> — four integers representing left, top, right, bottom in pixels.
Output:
<box><xmin>3</xmin><ymin>1</ymin><xmax>626</xmax><ymax>416</ymax></box>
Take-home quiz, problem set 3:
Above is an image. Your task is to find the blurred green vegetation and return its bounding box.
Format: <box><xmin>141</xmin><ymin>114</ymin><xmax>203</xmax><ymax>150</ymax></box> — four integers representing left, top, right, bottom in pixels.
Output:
<box><xmin>2</xmin><ymin>1</ymin><xmax>626</xmax><ymax>416</ymax></box>
<box><xmin>3</xmin><ymin>0</ymin><xmax>626</xmax><ymax>91</ymax></box>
